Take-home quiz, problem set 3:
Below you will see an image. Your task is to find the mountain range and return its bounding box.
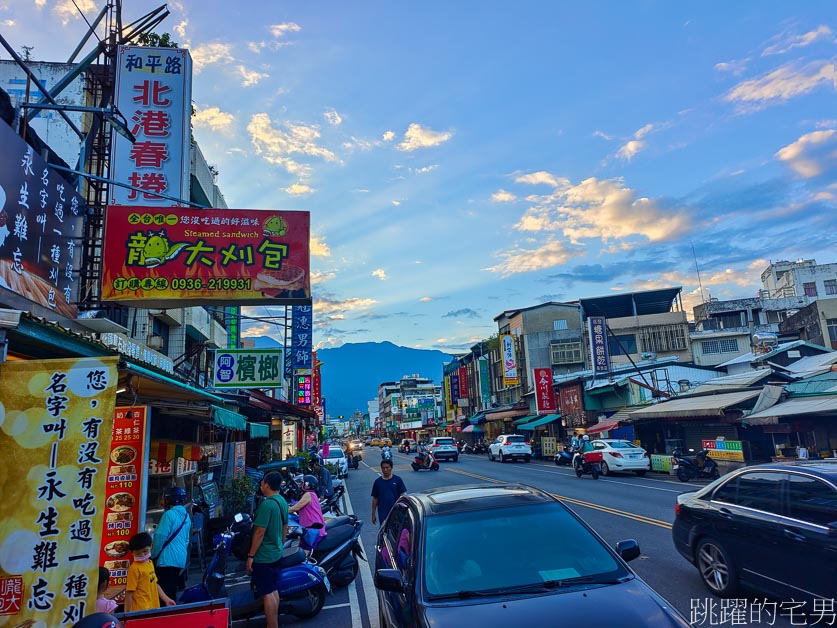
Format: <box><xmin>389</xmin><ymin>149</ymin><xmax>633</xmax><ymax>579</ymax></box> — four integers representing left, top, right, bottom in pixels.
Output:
<box><xmin>248</xmin><ymin>338</ymin><xmax>452</xmax><ymax>418</ymax></box>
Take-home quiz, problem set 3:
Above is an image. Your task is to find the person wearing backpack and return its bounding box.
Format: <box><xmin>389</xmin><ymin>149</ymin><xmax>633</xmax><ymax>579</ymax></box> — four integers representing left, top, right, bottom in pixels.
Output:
<box><xmin>246</xmin><ymin>471</ymin><xmax>289</xmax><ymax>628</ymax></box>
<box><xmin>152</xmin><ymin>486</ymin><xmax>191</xmax><ymax>603</ymax></box>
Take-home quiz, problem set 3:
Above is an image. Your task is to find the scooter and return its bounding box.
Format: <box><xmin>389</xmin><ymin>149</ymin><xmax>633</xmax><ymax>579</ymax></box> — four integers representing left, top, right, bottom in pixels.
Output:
<box><xmin>381</xmin><ymin>447</ymin><xmax>393</xmax><ymax>462</ymax></box>
<box><xmin>554</xmin><ymin>446</ymin><xmax>575</xmax><ymax>466</ymax></box>
<box><xmin>180</xmin><ymin>513</ymin><xmax>330</xmax><ymax>621</ymax></box>
<box><xmin>473</xmin><ymin>442</ymin><xmax>488</xmax><ymax>455</ymax></box>
<box><xmin>673</xmin><ymin>448</ymin><xmax>719</xmax><ymax>482</ymax></box>
<box><xmin>320</xmin><ymin>481</ymin><xmax>344</xmax><ymax>517</ymax></box>
<box><xmin>411</xmin><ymin>451</ymin><xmax>440</xmax><ymax>471</ymax></box>
<box><xmin>284</xmin><ymin>513</ymin><xmax>366</xmax><ymax>587</ymax></box>
<box><xmin>573</xmin><ymin>451</ymin><xmax>602</xmax><ymax>480</ymax></box>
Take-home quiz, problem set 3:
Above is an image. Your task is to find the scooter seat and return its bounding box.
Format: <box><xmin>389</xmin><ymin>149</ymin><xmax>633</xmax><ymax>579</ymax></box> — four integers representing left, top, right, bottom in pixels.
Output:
<box><xmin>325</xmin><ymin>515</ymin><xmax>353</xmax><ymax>529</ymax></box>
<box><xmin>278</xmin><ymin>545</ymin><xmax>306</xmax><ymax>568</ymax></box>
<box><xmin>315</xmin><ymin>524</ymin><xmax>355</xmax><ymax>553</ymax></box>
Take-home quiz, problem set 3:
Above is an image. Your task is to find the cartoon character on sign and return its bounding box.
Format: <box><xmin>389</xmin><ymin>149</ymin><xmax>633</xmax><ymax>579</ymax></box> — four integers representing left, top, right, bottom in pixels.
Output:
<box><xmin>134</xmin><ymin>229</ymin><xmax>189</xmax><ymax>267</ymax></box>
<box><xmin>263</xmin><ymin>215</ymin><xmax>287</xmax><ymax>236</ymax></box>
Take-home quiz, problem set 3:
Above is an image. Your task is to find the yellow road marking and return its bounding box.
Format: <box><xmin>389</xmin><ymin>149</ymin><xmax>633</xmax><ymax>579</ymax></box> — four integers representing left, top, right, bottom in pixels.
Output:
<box><xmin>444</xmin><ymin>466</ymin><xmax>673</xmax><ymax>530</ymax></box>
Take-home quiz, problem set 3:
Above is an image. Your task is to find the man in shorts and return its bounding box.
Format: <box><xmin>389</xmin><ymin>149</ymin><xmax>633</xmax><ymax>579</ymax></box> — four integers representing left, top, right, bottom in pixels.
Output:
<box><xmin>246</xmin><ymin>472</ymin><xmax>289</xmax><ymax>628</ymax></box>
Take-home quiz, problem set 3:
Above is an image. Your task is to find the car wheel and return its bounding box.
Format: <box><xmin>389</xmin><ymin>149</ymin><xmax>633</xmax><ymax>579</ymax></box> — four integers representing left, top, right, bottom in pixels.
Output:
<box><xmin>488</xmin><ymin>451</ymin><xmax>494</xmax><ymax>462</ymax></box>
<box><xmin>499</xmin><ymin>451</ymin><xmax>505</xmax><ymax>463</ymax></box>
<box><xmin>677</xmin><ymin>466</ymin><xmax>691</xmax><ymax>482</ymax></box>
<box><xmin>696</xmin><ymin>537</ymin><xmax>739</xmax><ymax>596</ymax></box>
<box><xmin>600</xmin><ymin>461</ymin><xmax>610</xmax><ymax>476</ymax></box>
<box><xmin>634</xmin><ymin>470</ymin><xmax>647</xmax><ymax>477</ymax></box>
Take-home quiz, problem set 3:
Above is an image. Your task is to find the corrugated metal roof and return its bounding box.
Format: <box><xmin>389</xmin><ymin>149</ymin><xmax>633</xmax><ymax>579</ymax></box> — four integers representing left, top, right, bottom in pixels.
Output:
<box><xmin>745</xmin><ymin>394</ymin><xmax>837</xmax><ymax>421</ymax></box>
<box><xmin>691</xmin><ymin>369</ymin><xmax>774</xmax><ymax>393</ymax></box>
<box><xmin>628</xmin><ymin>390</ymin><xmax>760</xmax><ymax>419</ymax></box>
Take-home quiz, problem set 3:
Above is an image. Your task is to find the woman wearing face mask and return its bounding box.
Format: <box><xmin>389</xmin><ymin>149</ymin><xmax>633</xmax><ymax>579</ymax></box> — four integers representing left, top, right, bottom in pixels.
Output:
<box><xmin>288</xmin><ymin>475</ymin><xmax>327</xmax><ymax>550</ymax></box>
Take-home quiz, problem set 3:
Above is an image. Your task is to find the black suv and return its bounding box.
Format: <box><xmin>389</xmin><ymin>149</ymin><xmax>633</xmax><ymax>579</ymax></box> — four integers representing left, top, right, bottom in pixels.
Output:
<box><xmin>672</xmin><ymin>460</ymin><xmax>837</xmax><ymax>603</ymax></box>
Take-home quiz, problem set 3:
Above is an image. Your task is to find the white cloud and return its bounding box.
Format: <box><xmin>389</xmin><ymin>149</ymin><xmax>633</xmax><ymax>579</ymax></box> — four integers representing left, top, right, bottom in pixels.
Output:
<box><xmin>491</xmin><ymin>189</ymin><xmax>517</xmax><ymax>203</ymax></box>
<box><xmin>192</xmin><ymin>106</ymin><xmax>235</xmax><ymax>131</ymax></box>
<box><xmin>311</xmin><ymin>270</ymin><xmax>336</xmax><ymax>284</ymax></box>
<box><xmin>236</xmin><ymin>65</ymin><xmax>268</xmax><ymax>87</ymax></box>
<box><xmin>310</xmin><ymin>235</ymin><xmax>331</xmax><ymax>257</ymax></box>
<box><xmin>714</xmin><ymin>58</ymin><xmax>750</xmax><ymax>76</ymax></box>
<box><xmin>382</xmin><ymin>130</ymin><xmax>395</xmax><ymax>142</ymax></box>
<box><xmin>191</xmin><ymin>42</ymin><xmax>234</xmax><ymax>73</ymax></box>
<box><xmin>372</xmin><ymin>268</ymin><xmax>388</xmax><ymax>280</ymax></box>
<box><xmin>593</xmin><ymin>130</ymin><xmax>614</xmax><ymax>140</ymax></box>
<box><xmin>397</xmin><ymin>123</ymin><xmax>453</xmax><ymax>151</ymax></box>
<box><xmin>616</xmin><ymin>123</ymin><xmax>654</xmax><ymax>161</ymax></box>
<box><xmin>270</xmin><ymin>22</ymin><xmax>301</xmax><ymax>38</ymax></box>
<box><xmin>483</xmin><ymin>239</ymin><xmax>581</xmax><ymax>276</ymax></box>
<box><xmin>284</xmin><ymin>182</ymin><xmax>315</xmax><ymax>196</ymax></box>
<box><xmin>315</xmin><ymin>337</ymin><xmax>345</xmax><ymax>349</ymax></box>
<box><xmin>173</xmin><ymin>19</ymin><xmax>188</xmax><ymax>40</ymax></box>
<box><xmin>413</xmin><ymin>164</ymin><xmax>438</xmax><ymax>174</ymax></box>
<box><xmin>419</xmin><ymin>296</ymin><xmax>433</xmax><ymax>302</ymax></box>
<box><xmin>315</xmin><ymin>296</ymin><xmax>377</xmax><ymax>317</ymax></box>
<box><xmin>342</xmin><ymin>136</ymin><xmax>381</xmax><ymax>151</ymax></box>
<box><xmin>725</xmin><ymin>60</ymin><xmax>837</xmax><ymax>110</ymax></box>
<box><xmin>762</xmin><ymin>25</ymin><xmax>833</xmax><ymax>56</ymax></box>
<box><xmin>391</xmin><ymin>200</ymin><xmax>401</xmax><ymax>206</ymax></box>
<box><xmin>324</xmin><ymin>110</ymin><xmax>343</xmax><ymax>126</ymax></box>
<box><xmin>53</xmin><ymin>0</ymin><xmax>95</xmax><ymax>24</ymax></box>
<box><xmin>515</xmin><ymin>171</ymin><xmax>567</xmax><ymax>188</ymax></box>
<box><xmin>247</xmin><ymin>113</ymin><xmax>338</xmax><ymax>179</ymax></box>
<box><xmin>775</xmin><ymin>129</ymin><xmax>837</xmax><ymax>178</ymax></box>
<box><xmin>2</xmin><ymin>19</ymin><xmax>15</xmax><ymax>27</ymax></box>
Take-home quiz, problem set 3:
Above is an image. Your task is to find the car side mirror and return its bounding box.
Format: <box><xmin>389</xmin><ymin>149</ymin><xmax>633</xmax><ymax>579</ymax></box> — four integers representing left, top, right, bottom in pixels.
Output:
<box><xmin>616</xmin><ymin>539</ymin><xmax>641</xmax><ymax>562</ymax></box>
<box><xmin>375</xmin><ymin>568</ymin><xmax>408</xmax><ymax>593</ymax></box>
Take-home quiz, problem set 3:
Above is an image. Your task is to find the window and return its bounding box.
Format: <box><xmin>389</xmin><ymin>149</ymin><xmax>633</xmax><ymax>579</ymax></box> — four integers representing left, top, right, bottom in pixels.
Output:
<box><xmin>712</xmin><ymin>472</ymin><xmax>783</xmax><ymax>513</ymax></box>
<box><xmin>825</xmin><ymin>279</ymin><xmax>837</xmax><ymax>296</ymax></box>
<box><xmin>639</xmin><ymin>325</ymin><xmax>688</xmax><ymax>353</ymax></box>
<box><xmin>703</xmin><ymin>338</ymin><xmax>740</xmax><ymax>355</ymax></box>
<box><xmin>828</xmin><ymin>319</ymin><xmax>837</xmax><ymax>343</ymax></box>
<box><xmin>608</xmin><ymin>334</ymin><xmax>637</xmax><ymax>356</ymax></box>
<box><xmin>553</xmin><ymin>319</ymin><xmax>568</xmax><ymax>330</ymax></box>
<box><xmin>787</xmin><ymin>474</ymin><xmax>837</xmax><ymax>526</ymax></box>
<box><xmin>551</xmin><ymin>342</ymin><xmax>582</xmax><ymax>365</ymax></box>
<box><xmin>803</xmin><ymin>282</ymin><xmax>818</xmax><ymax>297</ymax></box>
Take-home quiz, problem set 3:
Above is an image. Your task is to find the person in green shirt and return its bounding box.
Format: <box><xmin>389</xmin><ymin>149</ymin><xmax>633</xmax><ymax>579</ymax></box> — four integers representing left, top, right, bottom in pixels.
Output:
<box><xmin>246</xmin><ymin>472</ymin><xmax>289</xmax><ymax>628</ymax></box>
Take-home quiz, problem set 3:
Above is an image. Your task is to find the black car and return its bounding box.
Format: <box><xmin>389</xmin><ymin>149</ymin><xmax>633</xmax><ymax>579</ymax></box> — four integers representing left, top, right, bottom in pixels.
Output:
<box><xmin>374</xmin><ymin>483</ymin><xmax>690</xmax><ymax>628</ymax></box>
<box><xmin>672</xmin><ymin>460</ymin><xmax>837</xmax><ymax>602</ymax></box>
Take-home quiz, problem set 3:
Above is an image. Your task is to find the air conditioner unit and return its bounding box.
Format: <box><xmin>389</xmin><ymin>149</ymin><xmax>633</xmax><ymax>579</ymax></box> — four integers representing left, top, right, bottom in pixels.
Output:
<box><xmin>146</xmin><ymin>334</ymin><xmax>164</xmax><ymax>350</ymax></box>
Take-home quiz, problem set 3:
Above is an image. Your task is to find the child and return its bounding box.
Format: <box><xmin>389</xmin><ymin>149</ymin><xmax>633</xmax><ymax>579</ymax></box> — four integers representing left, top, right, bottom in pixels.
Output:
<box><xmin>125</xmin><ymin>532</ymin><xmax>176</xmax><ymax>611</ymax></box>
<box><xmin>96</xmin><ymin>566</ymin><xmax>118</xmax><ymax>614</ymax></box>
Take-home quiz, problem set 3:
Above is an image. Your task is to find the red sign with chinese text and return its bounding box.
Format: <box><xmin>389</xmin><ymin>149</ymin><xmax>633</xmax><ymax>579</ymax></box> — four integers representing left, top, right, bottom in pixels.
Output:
<box><xmin>99</xmin><ymin>406</ymin><xmax>148</xmax><ymax>588</ymax></box>
<box><xmin>101</xmin><ymin>205</ymin><xmax>311</xmax><ymax>306</ymax></box>
<box><xmin>0</xmin><ymin>576</ymin><xmax>23</xmax><ymax>616</ymax></box>
<box><xmin>534</xmin><ymin>368</ymin><xmax>557</xmax><ymax>415</ymax></box>
<box><xmin>458</xmin><ymin>366</ymin><xmax>468</xmax><ymax>399</ymax></box>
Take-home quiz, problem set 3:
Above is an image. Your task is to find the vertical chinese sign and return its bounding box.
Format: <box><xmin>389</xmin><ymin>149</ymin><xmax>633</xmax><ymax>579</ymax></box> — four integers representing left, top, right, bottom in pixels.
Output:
<box><xmin>501</xmin><ymin>334</ymin><xmax>519</xmax><ymax>386</ymax></box>
<box><xmin>478</xmin><ymin>357</ymin><xmax>491</xmax><ymax>408</ymax></box>
<box><xmin>290</xmin><ymin>305</ymin><xmax>313</xmax><ymax>406</ymax></box>
<box><xmin>458</xmin><ymin>366</ymin><xmax>468</xmax><ymax>402</ymax></box>
<box><xmin>111</xmin><ymin>45</ymin><xmax>192</xmax><ymax>206</ymax></box>
<box><xmin>0</xmin><ymin>121</ymin><xmax>85</xmax><ymax>317</ymax></box>
<box><xmin>0</xmin><ymin>356</ymin><xmax>118</xmax><ymax>626</ymax></box>
<box><xmin>587</xmin><ymin>316</ymin><xmax>610</xmax><ymax>375</ymax></box>
<box><xmin>534</xmin><ymin>368</ymin><xmax>557</xmax><ymax>415</ymax></box>
<box><xmin>99</xmin><ymin>406</ymin><xmax>149</xmax><ymax>588</ymax></box>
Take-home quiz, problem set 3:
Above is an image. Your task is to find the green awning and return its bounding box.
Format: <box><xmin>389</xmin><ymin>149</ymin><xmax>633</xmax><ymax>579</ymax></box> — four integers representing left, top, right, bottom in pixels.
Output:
<box><xmin>513</xmin><ymin>414</ymin><xmax>538</xmax><ymax>425</ymax></box>
<box><xmin>249</xmin><ymin>422</ymin><xmax>270</xmax><ymax>438</ymax></box>
<box><xmin>212</xmin><ymin>405</ymin><xmax>247</xmax><ymax>430</ymax></box>
<box><xmin>518</xmin><ymin>414</ymin><xmax>561</xmax><ymax>430</ymax></box>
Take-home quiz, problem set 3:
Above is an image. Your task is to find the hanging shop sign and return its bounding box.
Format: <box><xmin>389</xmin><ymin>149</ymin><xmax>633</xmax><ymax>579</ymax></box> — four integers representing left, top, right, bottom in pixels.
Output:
<box><xmin>111</xmin><ymin>45</ymin><xmax>192</xmax><ymax>207</ymax></box>
<box><xmin>281</xmin><ymin>422</ymin><xmax>298</xmax><ymax>459</ymax></box>
<box><xmin>295</xmin><ymin>371</ymin><xmax>312</xmax><ymax>406</ymax></box>
<box><xmin>588</xmin><ymin>316</ymin><xmax>610</xmax><ymax>375</ymax></box>
<box><xmin>100</xmin><ymin>331</ymin><xmax>174</xmax><ymax>373</ymax></box>
<box><xmin>0</xmin><ymin>357</ymin><xmax>118</xmax><ymax>626</ymax></box>
<box><xmin>534</xmin><ymin>367</ymin><xmax>557</xmax><ymax>415</ymax></box>
<box><xmin>0</xmin><ymin>121</ymin><xmax>85</xmax><ymax>317</ymax></box>
<box><xmin>101</xmin><ymin>206</ymin><xmax>311</xmax><ymax>306</ymax></box>
<box><xmin>98</xmin><ymin>405</ymin><xmax>149</xmax><ymax>589</ymax></box>
<box><xmin>479</xmin><ymin>357</ymin><xmax>491</xmax><ymax>407</ymax></box>
<box><xmin>501</xmin><ymin>334</ymin><xmax>519</xmax><ymax>386</ymax></box>
<box><xmin>290</xmin><ymin>305</ymin><xmax>313</xmax><ymax>370</ymax></box>
<box><xmin>213</xmin><ymin>348</ymin><xmax>283</xmax><ymax>388</ymax></box>
<box><xmin>702</xmin><ymin>439</ymin><xmax>745</xmax><ymax>461</ymax></box>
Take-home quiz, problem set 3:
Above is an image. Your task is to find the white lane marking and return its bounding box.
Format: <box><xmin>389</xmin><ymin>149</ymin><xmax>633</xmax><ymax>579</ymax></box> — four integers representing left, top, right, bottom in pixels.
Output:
<box><xmin>343</xmin><ymin>479</ymin><xmax>380</xmax><ymax>628</ymax></box>
<box><xmin>322</xmin><ymin>603</ymin><xmax>352</xmax><ymax>610</ymax></box>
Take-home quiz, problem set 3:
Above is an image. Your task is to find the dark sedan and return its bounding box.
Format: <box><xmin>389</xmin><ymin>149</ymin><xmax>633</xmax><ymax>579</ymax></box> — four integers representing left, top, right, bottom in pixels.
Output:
<box><xmin>374</xmin><ymin>483</ymin><xmax>690</xmax><ymax>628</ymax></box>
<box><xmin>673</xmin><ymin>460</ymin><xmax>837</xmax><ymax>602</ymax></box>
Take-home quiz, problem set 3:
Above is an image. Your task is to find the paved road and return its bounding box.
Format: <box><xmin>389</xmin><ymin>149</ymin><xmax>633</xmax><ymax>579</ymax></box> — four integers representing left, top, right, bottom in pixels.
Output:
<box><xmin>229</xmin><ymin>447</ymin><xmax>799</xmax><ymax>627</ymax></box>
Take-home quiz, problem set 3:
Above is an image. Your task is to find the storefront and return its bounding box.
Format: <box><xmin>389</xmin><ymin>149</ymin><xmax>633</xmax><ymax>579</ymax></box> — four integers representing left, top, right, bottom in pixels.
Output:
<box><xmin>741</xmin><ymin>393</ymin><xmax>837</xmax><ymax>460</ymax></box>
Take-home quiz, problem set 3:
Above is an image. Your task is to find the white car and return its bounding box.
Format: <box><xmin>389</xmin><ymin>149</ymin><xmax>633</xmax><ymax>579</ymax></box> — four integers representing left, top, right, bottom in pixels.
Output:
<box><xmin>590</xmin><ymin>439</ymin><xmax>650</xmax><ymax>476</ymax></box>
<box><xmin>322</xmin><ymin>447</ymin><xmax>350</xmax><ymax>478</ymax></box>
<box><xmin>488</xmin><ymin>434</ymin><xmax>532</xmax><ymax>463</ymax></box>
<box><xmin>348</xmin><ymin>439</ymin><xmax>364</xmax><ymax>452</ymax></box>
<box><xmin>429</xmin><ymin>436</ymin><xmax>459</xmax><ymax>461</ymax></box>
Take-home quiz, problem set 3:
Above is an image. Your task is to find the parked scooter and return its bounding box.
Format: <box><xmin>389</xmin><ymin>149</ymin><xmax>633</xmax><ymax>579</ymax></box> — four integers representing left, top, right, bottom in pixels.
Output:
<box><xmin>573</xmin><ymin>450</ymin><xmax>602</xmax><ymax>480</ymax></box>
<box><xmin>411</xmin><ymin>450</ymin><xmax>440</xmax><ymax>471</ymax></box>
<box><xmin>320</xmin><ymin>480</ymin><xmax>344</xmax><ymax>517</ymax></box>
<box><xmin>285</xmin><ymin>513</ymin><xmax>366</xmax><ymax>587</ymax></box>
<box><xmin>555</xmin><ymin>446</ymin><xmax>575</xmax><ymax>466</ymax></box>
<box><xmin>673</xmin><ymin>448</ymin><xmax>719</xmax><ymax>482</ymax></box>
<box><xmin>181</xmin><ymin>513</ymin><xmax>330</xmax><ymax>620</ymax></box>
<box><xmin>473</xmin><ymin>441</ymin><xmax>488</xmax><ymax>455</ymax></box>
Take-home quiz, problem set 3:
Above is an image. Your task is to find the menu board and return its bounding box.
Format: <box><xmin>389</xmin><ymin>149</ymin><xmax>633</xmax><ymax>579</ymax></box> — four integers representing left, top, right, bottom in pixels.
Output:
<box><xmin>98</xmin><ymin>406</ymin><xmax>149</xmax><ymax>588</ymax></box>
<box><xmin>0</xmin><ymin>357</ymin><xmax>118</xmax><ymax>626</ymax></box>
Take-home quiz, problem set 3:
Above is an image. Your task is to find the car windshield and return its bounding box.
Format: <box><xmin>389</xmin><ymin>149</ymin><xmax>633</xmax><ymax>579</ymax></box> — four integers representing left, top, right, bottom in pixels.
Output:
<box><xmin>505</xmin><ymin>436</ymin><xmax>526</xmax><ymax>444</ymax></box>
<box><xmin>326</xmin><ymin>450</ymin><xmax>344</xmax><ymax>459</ymax></box>
<box><xmin>435</xmin><ymin>438</ymin><xmax>454</xmax><ymax>445</ymax></box>
<box><xmin>423</xmin><ymin>502</ymin><xmax>625</xmax><ymax>598</ymax></box>
<box><xmin>607</xmin><ymin>441</ymin><xmax>642</xmax><ymax>449</ymax></box>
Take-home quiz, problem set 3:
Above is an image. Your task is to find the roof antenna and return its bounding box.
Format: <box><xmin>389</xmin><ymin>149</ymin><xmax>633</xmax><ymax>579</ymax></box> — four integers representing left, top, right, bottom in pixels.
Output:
<box><xmin>692</xmin><ymin>243</ymin><xmax>705</xmax><ymax>303</ymax></box>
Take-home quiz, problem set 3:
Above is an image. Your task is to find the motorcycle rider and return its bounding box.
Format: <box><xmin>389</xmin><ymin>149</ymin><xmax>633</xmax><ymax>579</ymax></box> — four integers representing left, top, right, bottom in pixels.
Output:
<box><xmin>417</xmin><ymin>441</ymin><xmax>430</xmax><ymax>467</ymax></box>
<box><xmin>288</xmin><ymin>475</ymin><xmax>327</xmax><ymax>551</ymax></box>
<box><xmin>381</xmin><ymin>443</ymin><xmax>393</xmax><ymax>461</ymax></box>
<box><xmin>311</xmin><ymin>456</ymin><xmax>334</xmax><ymax>501</ymax></box>
<box><xmin>573</xmin><ymin>434</ymin><xmax>594</xmax><ymax>468</ymax></box>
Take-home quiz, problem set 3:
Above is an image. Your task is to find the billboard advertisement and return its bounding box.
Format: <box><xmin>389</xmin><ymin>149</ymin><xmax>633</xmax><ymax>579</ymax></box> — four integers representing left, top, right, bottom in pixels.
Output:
<box><xmin>0</xmin><ymin>357</ymin><xmax>118</xmax><ymax>626</ymax></box>
<box><xmin>501</xmin><ymin>334</ymin><xmax>519</xmax><ymax>386</ymax></box>
<box><xmin>534</xmin><ymin>367</ymin><xmax>557</xmax><ymax>415</ymax></box>
<box><xmin>213</xmin><ymin>348</ymin><xmax>283</xmax><ymax>388</ymax></box>
<box><xmin>588</xmin><ymin>316</ymin><xmax>610</xmax><ymax>374</ymax></box>
<box><xmin>111</xmin><ymin>45</ymin><xmax>192</xmax><ymax>206</ymax></box>
<box><xmin>0</xmin><ymin>121</ymin><xmax>85</xmax><ymax>317</ymax></box>
<box><xmin>101</xmin><ymin>205</ymin><xmax>310</xmax><ymax>306</ymax></box>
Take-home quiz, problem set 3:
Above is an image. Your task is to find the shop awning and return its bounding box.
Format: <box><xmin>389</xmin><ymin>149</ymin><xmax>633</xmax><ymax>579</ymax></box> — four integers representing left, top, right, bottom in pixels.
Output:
<box><xmin>462</xmin><ymin>424</ymin><xmax>485</xmax><ymax>433</ymax></box>
<box><xmin>120</xmin><ymin>361</ymin><xmax>225</xmax><ymax>404</ymax></box>
<box><xmin>517</xmin><ymin>414</ymin><xmax>561</xmax><ymax>430</ymax></box>
<box><xmin>586</xmin><ymin>417</ymin><xmax>621</xmax><ymax>435</ymax></box>
<box><xmin>152</xmin><ymin>441</ymin><xmax>202</xmax><ymax>462</ymax></box>
<box><xmin>628</xmin><ymin>390</ymin><xmax>761</xmax><ymax>420</ymax></box>
<box><xmin>513</xmin><ymin>415</ymin><xmax>538</xmax><ymax>425</ymax></box>
<box><xmin>212</xmin><ymin>405</ymin><xmax>248</xmax><ymax>430</ymax></box>
<box><xmin>248</xmin><ymin>422</ymin><xmax>270</xmax><ymax>438</ymax></box>
<box><xmin>466</xmin><ymin>412</ymin><xmax>486</xmax><ymax>425</ymax></box>
<box><xmin>742</xmin><ymin>394</ymin><xmax>837</xmax><ymax>425</ymax></box>
<box><xmin>485</xmin><ymin>408</ymin><xmax>530</xmax><ymax>421</ymax></box>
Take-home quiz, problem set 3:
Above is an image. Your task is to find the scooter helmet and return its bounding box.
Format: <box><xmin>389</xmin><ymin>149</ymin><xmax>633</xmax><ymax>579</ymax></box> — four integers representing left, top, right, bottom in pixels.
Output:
<box><xmin>302</xmin><ymin>474</ymin><xmax>319</xmax><ymax>493</ymax></box>
<box><xmin>71</xmin><ymin>613</ymin><xmax>122</xmax><ymax>628</ymax></box>
<box><xmin>163</xmin><ymin>486</ymin><xmax>187</xmax><ymax>506</ymax></box>
<box><xmin>582</xmin><ymin>435</ymin><xmax>590</xmax><ymax>441</ymax></box>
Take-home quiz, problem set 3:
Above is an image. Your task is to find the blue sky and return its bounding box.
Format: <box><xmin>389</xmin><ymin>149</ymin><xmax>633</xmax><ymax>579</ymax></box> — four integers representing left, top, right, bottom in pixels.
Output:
<box><xmin>4</xmin><ymin>1</ymin><xmax>836</xmax><ymax>353</ymax></box>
